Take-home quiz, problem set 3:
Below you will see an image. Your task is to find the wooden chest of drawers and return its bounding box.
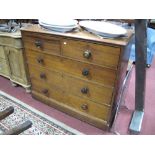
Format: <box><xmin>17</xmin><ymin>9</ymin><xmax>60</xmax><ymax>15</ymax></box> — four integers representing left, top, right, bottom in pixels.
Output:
<box><xmin>21</xmin><ymin>25</ymin><xmax>133</xmax><ymax>130</ymax></box>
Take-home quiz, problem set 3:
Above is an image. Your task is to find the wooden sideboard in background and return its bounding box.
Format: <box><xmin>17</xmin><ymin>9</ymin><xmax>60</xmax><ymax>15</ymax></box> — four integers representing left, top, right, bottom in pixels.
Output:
<box><xmin>0</xmin><ymin>31</ymin><xmax>31</xmax><ymax>92</ymax></box>
<box><xmin>21</xmin><ymin>25</ymin><xmax>134</xmax><ymax>129</ymax></box>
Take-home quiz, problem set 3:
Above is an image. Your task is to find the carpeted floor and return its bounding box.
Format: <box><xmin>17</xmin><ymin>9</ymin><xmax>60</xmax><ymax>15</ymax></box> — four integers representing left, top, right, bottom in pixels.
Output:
<box><xmin>115</xmin><ymin>58</ymin><xmax>155</xmax><ymax>135</ymax></box>
<box><xmin>0</xmin><ymin>58</ymin><xmax>155</xmax><ymax>134</ymax></box>
<box><xmin>0</xmin><ymin>91</ymin><xmax>82</xmax><ymax>135</ymax></box>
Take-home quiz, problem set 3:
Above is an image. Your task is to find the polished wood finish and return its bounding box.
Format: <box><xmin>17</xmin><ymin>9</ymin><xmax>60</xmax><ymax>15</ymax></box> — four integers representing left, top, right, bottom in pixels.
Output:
<box><xmin>26</xmin><ymin>50</ymin><xmax>117</xmax><ymax>86</ymax></box>
<box><xmin>32</xmin><ymin>90</ymin><xmax>108</xmax><ymax>129</ymax></box>
<box><xmin>62</xmin><ymin>39</ymin><xmax>120</xmax><ymax>69</ymax></box>
<box><xmin>23</xmin><ymin>35</ymin><xmax>61</xmax><ymax>55</ymax></box>
<box><xmin>21</xmin><ymin>25</ymin><xmax>133</xmax><ymax>129</ymax></box>
<box><xmin>31</xmin><ymin>78</ymin><xmax>110</xmax><ymax>121</ymax></box>
<box><xmin>28</xmin><ymin>65</ymin><xmax>113</xmax><ymax>105</ymax></box>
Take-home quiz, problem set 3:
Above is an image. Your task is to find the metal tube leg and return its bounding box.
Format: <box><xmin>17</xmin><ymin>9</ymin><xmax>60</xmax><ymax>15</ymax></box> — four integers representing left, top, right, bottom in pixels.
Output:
<box><xmin>110</xmin><ymin>65</ymin><xmax>133</xmax><ymax>134</ymax></box>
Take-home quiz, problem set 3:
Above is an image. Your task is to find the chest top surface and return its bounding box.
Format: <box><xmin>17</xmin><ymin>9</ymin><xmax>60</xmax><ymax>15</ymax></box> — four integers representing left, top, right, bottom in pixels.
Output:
<box><xmin>21</xmin><ymin>24</ymin><xmax>134</xmax><ymax>46</ymax></box>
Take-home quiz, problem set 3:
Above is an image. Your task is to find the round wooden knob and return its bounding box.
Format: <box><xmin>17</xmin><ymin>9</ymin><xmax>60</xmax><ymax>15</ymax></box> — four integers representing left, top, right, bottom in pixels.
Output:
<box><xmin>37</xmin><ymin>57</ymin><xmax>44</xmax><ymax>64</ymax></box>
<box><xmin>81</xmin><ymin>104</ymin><xmax>88</xmax><ymax>110</ymax></box>
<box><xmin>81</xmin><ymin>87</ymin><xmax>89</xmax><ymax>94</ymax></box>
<box><xmin>82</xmin><ymin>68</ymin><xmax>89</xmax><ymax>76</ymax></box>
<box><xmin>35</xmin><ymin>40</ymin><xmax>42</xmax><ymax>48</ymax></box>
<box><xmin>40</xmin><ymin>73</ymin><xmax>46</xmax><ymax>79</ymax></box>
<box><xmin>83</xmin><ymin>50</ymin><xmax>91</xmax><ymax>59</ymax></box>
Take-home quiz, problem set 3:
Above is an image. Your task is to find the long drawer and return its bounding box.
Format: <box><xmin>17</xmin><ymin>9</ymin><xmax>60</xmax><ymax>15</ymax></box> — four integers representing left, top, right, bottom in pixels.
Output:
<box><xmin>62</xmin><ymin>39</ymin><xmax>120</xmax><ymax>69</ymax></box>
<box><xmin>25</xmin><ymin>49</ymin><xmax>117</xmax><ymax>87</ymax></box>
<box><xmin>31</xmin><ymin>79</ymin><xmax>111</xmax><ymax>121</ymax></box>
<box><xmin>63</xmin><ymin>74</ymin><xmax>113</xmax><ymax>105</ymax></box>
<box><xmin>28</xmin><ymin>65</ymin><xmax>114</xmax><ymax>105</ymax></box>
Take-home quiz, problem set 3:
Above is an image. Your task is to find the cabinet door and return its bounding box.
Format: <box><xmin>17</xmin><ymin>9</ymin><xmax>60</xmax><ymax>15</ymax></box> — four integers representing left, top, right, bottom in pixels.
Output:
<box><xmin>0</xmin><ymin>45</ymin><xmax>6</xmax><ymax>59</ymax></box>
<box><xmin>0</xmin><ymin>46</ymin><xmax>10</xmax><ymax>77</ymax></box>
<box><xmin>6</xmin><ymin>47</ymin><xmax>29</xmax><ymax>85</ymax></box>
<box><xmin>0</xmin><ymin>58</ymin><xmax>10</xmax><ymax>77</ymax></box>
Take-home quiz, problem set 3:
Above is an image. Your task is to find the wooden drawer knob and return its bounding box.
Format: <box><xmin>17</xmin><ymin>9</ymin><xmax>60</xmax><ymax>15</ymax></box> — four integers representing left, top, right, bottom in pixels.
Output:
<box><xmin>37</xmin><ymin>57</ymin><xmax>44</xmax><ymax>64</ymax></box>
<box><xmin>41</xmin><ymin>89</ymin><xmax>48</xmax><ymax>95</ymax></box>
<box><xmin>35</xmin><ymin>40</ymin><xmax>42</xmax><ymax>48</ymax></box>
<box><xmin>40</xmin><ymin>73</ymin><xmax>46</xmax><ymax>79</ymax></box>
<box><xmin>82</xmin><ymin>68</ymin><xmax>89</xmax><ymax>76</ymax></box>
<box><xmin>83</xmin><ymin>50</ymin><xmax>91</xmax><ymax>59</ymax></box>
<box><xmin>81</xmin><ymin>104</ymin><xmax>88</xmax><ymax>110</ymax></box>
<box><xmin>81</xmin><ymin>87</ymin><xmax>89</xmax><ymax>94</ymax></box>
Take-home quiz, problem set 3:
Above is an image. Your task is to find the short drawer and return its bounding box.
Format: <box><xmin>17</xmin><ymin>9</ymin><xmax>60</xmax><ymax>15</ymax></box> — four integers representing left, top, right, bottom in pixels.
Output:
<box><xmin>31</xmin><ymin>79</ymin><xmax>111</xmax><ymax>121</ymax></box>
<box><xmin>22</xmin><ymin>35</ymin><xmax>61</xmax><ymax>55</ymax></box>
<box><xmin>28</xmin><ymin>64</ymin><xmax>63</xmax><ymax>90</ymax></box>
<box><xmin>26</xmin><ymin>50</ymin><xmax>117</xmax><ymax>87</ymax></box>
<box><xmin>62</xmin><ymin>39</ymin><xmax>120</xmax><ymax>68</ymax></box>
<box><xmin>0</xmin><ymin>58</ymin><xmax>10</xmax><ymax>76</ymax></box>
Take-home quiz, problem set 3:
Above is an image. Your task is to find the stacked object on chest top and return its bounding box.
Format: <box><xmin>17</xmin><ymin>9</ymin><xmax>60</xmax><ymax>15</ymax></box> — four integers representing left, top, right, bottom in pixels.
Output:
<box><xmin>39</xmin><ymin>19</ymin><xmax>78</xmax><ymax>32</ymax></box>
<box><xmin>39</xmin><ymin>19</ymin><xmax>128</xmax><ymax>39</ymax></box>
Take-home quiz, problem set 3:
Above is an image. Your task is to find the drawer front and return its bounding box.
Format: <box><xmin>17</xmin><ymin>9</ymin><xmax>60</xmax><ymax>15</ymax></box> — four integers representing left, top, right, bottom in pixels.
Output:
<box><xmin>0</xmin><ymin>58</ymin><xmax>10</xmax><ymax>76</ymax></box>
<box><xmin>31</xmin><ymin>79</ymin><xmax>64</xmax><ymax>100</ymax></box>
<box><xmin>63</xmin><ymin>74</ymin><xmax>113</xmax><ymax>105</ymax></box>
<box><xmin>28</xmin><ymin>64</ymin><xmax>63</xmax><ymax>90</ymax></box>
<box><xmin>0</xmin><ymin>46</ymin><xmax>6</xmax><ymax>59</ymax></box>
<box><xmin>26</xmin><ymin>50</ymin><xmax>117</xmax><ymax>87</ymax></box>
<box><xmin>28</xmin><ymin>65</ymin><xmax>113</xmax><ymax>105</ymax></box>
<box><xmin>31</xmin><ymin>79</ymin><xmax>110</xmax><ymax>121</ymax></box>
<box><xmin>64</xmin><ymin>93</ymin><xmax>110</xmax><ymax>121</ymax></box>
<box><xmin>62</xmin><ymin>39</ymin><xmax>120</xmax><ymax>68</ymax></box>
<box><xmin>23</xmin><ymin>35</ymin><xmax>61</xmax><ymax>55</ymax></box>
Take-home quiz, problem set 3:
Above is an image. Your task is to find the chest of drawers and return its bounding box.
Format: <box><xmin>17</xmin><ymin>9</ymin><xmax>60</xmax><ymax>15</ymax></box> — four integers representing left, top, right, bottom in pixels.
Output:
<box><xmin>21</xmin><ymin>25</ymin><xmax>133</xmax><ymax>130</ymax></box>
<box><xmin>0</xmin><ymin>31</ymin><xmax>30</xmax><ymax>92</ymax></box>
